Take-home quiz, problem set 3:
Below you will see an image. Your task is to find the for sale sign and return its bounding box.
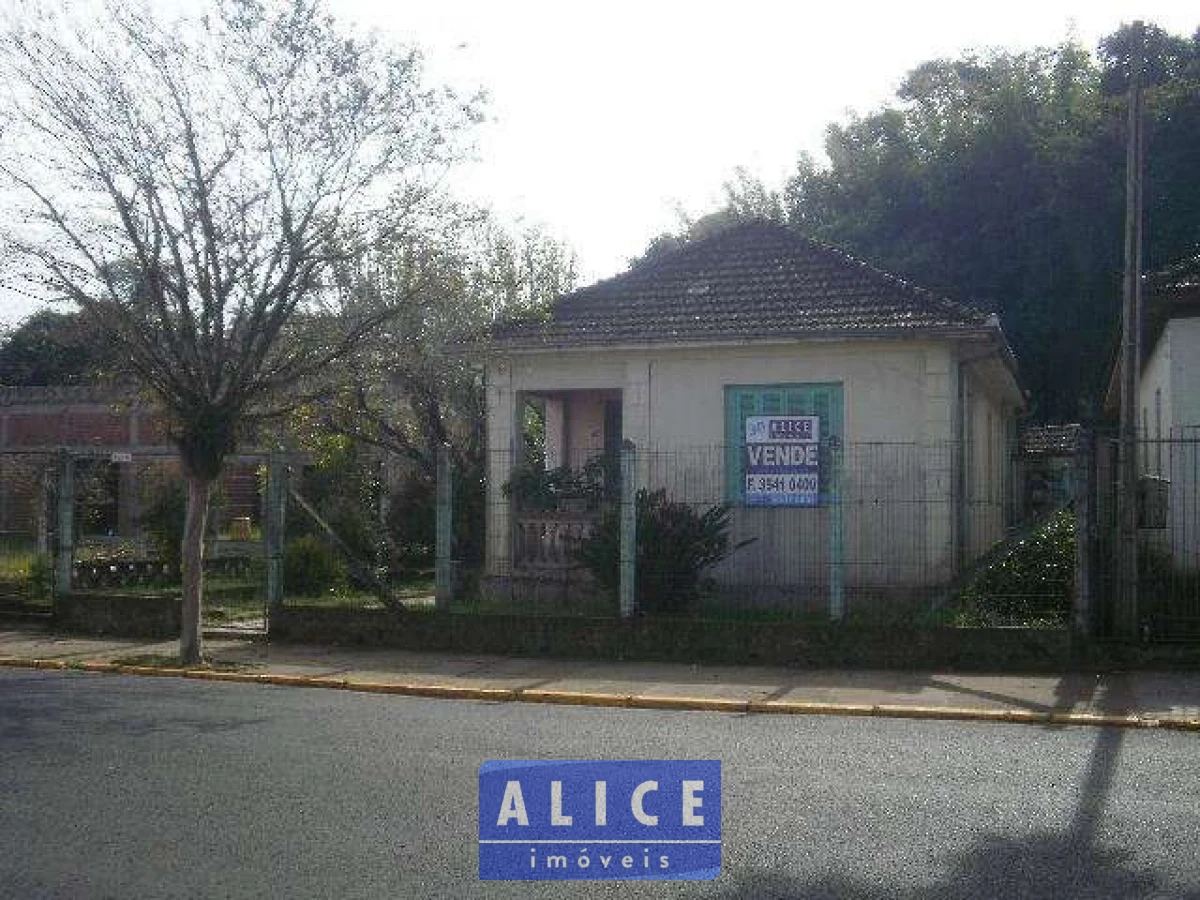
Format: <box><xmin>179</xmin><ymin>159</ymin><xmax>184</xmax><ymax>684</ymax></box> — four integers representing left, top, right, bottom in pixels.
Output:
<box><xmin>744</xmin><ymin>415</ymin><xmax>820</xmax><ymax>506</ymax></box>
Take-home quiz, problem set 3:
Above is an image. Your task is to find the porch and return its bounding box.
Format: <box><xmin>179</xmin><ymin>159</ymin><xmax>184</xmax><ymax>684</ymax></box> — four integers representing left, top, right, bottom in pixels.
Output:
<box><xmin>486</xmin><ymin>384</ymin><xmax>624</xmax><ymax>591</ymax></box>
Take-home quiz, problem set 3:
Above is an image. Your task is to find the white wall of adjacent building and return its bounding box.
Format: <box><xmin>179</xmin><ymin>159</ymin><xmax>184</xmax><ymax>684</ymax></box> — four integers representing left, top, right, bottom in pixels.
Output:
<box><xmin>1139</xmin><ymin>316</ymin><xmax>1200</xmax><ymax>568</ymax></box>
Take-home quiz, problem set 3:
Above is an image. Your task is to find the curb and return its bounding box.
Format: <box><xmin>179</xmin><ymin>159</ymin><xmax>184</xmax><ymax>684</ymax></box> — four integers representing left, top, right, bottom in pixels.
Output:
<box><xmin>2</xmin><ymin>655</ymin><xmax>1198</xmax><ymax>732</ymax></box>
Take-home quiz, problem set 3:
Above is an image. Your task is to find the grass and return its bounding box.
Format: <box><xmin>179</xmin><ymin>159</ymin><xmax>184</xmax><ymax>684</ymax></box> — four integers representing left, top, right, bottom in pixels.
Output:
<box><xmin>392</xmin><ymin>577</ymin><xmax>435</xmax><ymax>598</ymax></box>
<box><xmin>283</xmin><ymin>576</ymin><xmax>435</xmax><ymax>611</ymax></box>
<box><xmin>448</xmin><ymin>593</ymin><xmax>618</xmax><ymax>618</ymax></box>
<box><xmin>203</xmin><ymin>587</ymin><xmax>267</xmax><ymax>623</ymax></box>
<box><xmin>0</xmin><ymin>553</ymin><xmax>37</xmax><ymax>580</ymax></box>
<box><xmin>283</xmin><ymin>590</ymin><xmax>387</xmax><ymax>610</ymax></box>
<box><xmin>109</xmin><ymin>653</ymin><xmax>259</xmax><ymax>671</ymax></box>
<box><xmin>0</xmin><ymin>536</ymin><xmax>37</xmax><ymax>579</ymax></box>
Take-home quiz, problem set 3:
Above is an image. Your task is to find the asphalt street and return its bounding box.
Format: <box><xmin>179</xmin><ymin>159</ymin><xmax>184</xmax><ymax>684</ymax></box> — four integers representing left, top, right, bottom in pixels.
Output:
<box><xmin>1</xmin><ymin>669</ymin><xmax>1198</xmax><ymax>899</ymax></box>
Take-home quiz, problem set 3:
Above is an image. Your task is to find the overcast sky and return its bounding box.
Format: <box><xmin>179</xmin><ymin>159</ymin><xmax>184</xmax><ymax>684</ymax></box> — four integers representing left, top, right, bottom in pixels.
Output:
<box><xmin>1</xmin><ymin>0</ymin><xmax>1195</xmax><ymax>326</ymax></box>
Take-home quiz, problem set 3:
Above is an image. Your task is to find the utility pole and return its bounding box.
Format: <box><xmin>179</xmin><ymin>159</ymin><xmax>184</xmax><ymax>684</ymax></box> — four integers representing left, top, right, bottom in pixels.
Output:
<box><xmin>1116</xmin><ymin>21</ymin><xmax>1145</xmax><ymax>640</ymax></box>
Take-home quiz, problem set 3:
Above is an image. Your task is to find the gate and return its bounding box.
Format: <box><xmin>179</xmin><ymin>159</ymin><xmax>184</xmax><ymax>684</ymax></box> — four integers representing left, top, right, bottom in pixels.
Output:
<box><xmin>1091</xmin><ymin>432</ymin><xmax>1200</xmax><ymax>641</ymax></box>
<box><xmin>0</xmin><ymin>446</ymin><xmax>274</xmax><ymax>635</ymax></box>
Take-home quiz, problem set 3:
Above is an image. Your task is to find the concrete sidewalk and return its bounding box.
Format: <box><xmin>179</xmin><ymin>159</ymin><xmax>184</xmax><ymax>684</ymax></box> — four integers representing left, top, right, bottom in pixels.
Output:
<box><xmin>2</xmin><ymin>626</ymin><xmax>1199</xmax><ymax>729</ymax></box>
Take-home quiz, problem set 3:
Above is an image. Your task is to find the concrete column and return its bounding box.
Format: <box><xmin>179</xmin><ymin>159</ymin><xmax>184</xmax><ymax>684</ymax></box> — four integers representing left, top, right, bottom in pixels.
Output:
<box><xmin>485</xmin><ymin>361</ymin><xmax>518</xmax><ymax>576</ymax></box>
<box><xmin>1073</xmin><ymin>431</ymin><xmax>1094</xmax><ymax>636</ymax></box>
<box><xmin>544</xmin><ymin>397</ymin><xmax>566</xmax><ymax>470</ymax></box>
<box><xmin>117</xmin><ymin>462</ymin><xmax>139</xmax><ymax>537</ymax></box>
<box><xmin>622</xmin><ymin>360</ymin><xmax>651</xmax><ymax>488</ymax></box>
<box><xmin>828</xmin><ymin>439</ymin><xmax>845</xmax><ymax>622</ymax></box>
<box><xmin>0</xmin><ymin>414</ymin><xmax>7</xmax><ymax>533</ymax></box>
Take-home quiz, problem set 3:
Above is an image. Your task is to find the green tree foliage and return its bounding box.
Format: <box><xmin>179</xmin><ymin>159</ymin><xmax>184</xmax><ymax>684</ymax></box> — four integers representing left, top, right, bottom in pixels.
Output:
<box><xmin>283</xmin><ymin>535</ymin><xmax>348</xmax><ymax>597</ymax></box>
<box><xmin>0</xmin><ymin>310</ymin><xmax>119</xmax><ymax>386</ymax></box>
<box><xmin>139</xmin><ymin>482</ymin><xmax>187</xmax><ymax>575</ymax></box>
<box><xmin>319</xmin><ymin>213</ymin><xmax>576</xmax><ymax>571</ymax></box>
<box><xmin>659</xmin><ymin>24</ymin><xmax>1200</xmax><ymax>421</ymax></box>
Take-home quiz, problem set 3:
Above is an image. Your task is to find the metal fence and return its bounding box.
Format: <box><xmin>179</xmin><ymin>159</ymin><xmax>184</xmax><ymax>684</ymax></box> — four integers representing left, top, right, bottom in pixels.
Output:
<box><xmin>458</xmin><ymin>440</ymin><xmax>1072</xmax><ymax>625</ymax></box>
<box><xmin>1090</xmin><ymin>432</ymin><xmax>1200</xmax><ymax>641</ymax></box>
<box><xmin>0</xmin><ymin>450</ymin><xmax>55</xmax><ymax>615</ymax></box>
<box><xmin>0</xmin><ymin>447</ymin><xmax>274</xmax><ymax>629</ymax></box>
<box><xmin>15</xmin><ymin>430</ymin><xmax>1161</xmax><ymax>635</ymax></box>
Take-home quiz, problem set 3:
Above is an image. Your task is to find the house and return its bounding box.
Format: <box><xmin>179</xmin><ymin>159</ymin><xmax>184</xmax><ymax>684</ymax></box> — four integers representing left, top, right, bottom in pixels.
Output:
<box><xmin>0</xmin><ymin>385</ymin><xmax>261</xmax><ymax>549</ymax></box>
<box><xmin>484</xmin><ymin>221</ymin><xmax>1025</xmax><ymax>616</ymax></box>
<box><xmin>1132</xmin><ymin>255</ymin><xmax>1200</xmax><ymax>569</ymax></box>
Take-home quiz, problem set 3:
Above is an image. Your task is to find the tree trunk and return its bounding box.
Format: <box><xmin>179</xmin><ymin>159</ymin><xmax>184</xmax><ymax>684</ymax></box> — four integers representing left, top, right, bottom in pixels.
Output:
<box><xmin>179</xmin><ymin>473</ymin><xmax>212</xmax><ymax>666</ymax></box>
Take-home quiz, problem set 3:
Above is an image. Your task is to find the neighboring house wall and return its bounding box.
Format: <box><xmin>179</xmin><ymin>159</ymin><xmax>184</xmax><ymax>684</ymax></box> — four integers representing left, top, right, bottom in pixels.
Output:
<box><xmin>1141</xmin><ymin>324</ymin><xmax>1171</xmax><ymax>475</ymax></box>
<box><xmin>962</xmin><ymin>363</ymin><xmax>1013</xmax><ymax>560</ymax></box>
<box><xmin>1139</xmin><ymin>316</ymin><xmax>1200</xmax><ymax>569</ymax></box>
<box><xmin>1169</xmin><ymin>317</ymin><xmax>1200</xmax><ymax>434</ymax></box>
<box><xmin>1171</xmin><ymin>318</ymin><xmax>1200</xmax><ymax>569</ymax></box>
<box><xmin>0</xmin><ymin>386</ymin><xmax>260</xmax><ymax>543</ymax></box>
<box><xmin>1141</xmin><ymin>315</ymin><xmax>1200</xmax><ymax>440</ymax></box>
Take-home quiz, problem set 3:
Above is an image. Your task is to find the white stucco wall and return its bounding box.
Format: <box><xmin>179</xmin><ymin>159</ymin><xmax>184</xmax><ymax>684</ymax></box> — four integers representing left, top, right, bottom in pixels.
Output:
<box><xmin>1140</xmin><ymin>325</ymin><xmax>1171</xmax><ymax>475</ymax></box>
<box><xmin>962</xmin><ymin>365</ymin><xmax>1013</xmax><ymax>560</ymax></box>
<box><xmin>486</xmin><ymin>338</ymin><xmax>1021</xmax><ymax>599</ymax></box>
<box><xmin>1145</xmin><ymin>317</ymin><xmax>1200</xmax><ymax>569</ymax></box>
<box><xmin>1168</xmin><ymin>318</ymin><xmax>1200</xmax><ymax>435</ymax></box>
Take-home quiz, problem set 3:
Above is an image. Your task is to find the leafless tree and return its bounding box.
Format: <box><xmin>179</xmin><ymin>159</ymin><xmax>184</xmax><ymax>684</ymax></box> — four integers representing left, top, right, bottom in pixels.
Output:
<box><xmin>0</xmin><ymin>0</ymin><xmax>481</xmax><ymax>663</ymax></box>
<box><xmin>324</xmin><ymin>216</ymin><xmax>576</xmax><ymax>481</ymax></box>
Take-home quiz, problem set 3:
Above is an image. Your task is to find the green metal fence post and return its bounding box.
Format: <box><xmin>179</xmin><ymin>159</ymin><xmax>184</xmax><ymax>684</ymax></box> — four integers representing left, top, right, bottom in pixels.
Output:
<box><xmin>265</xmin><ymin>453</ymin><xmax>288</xmax><ymax>615</ymax></box>
<box><xmin>435</xmin><ymin>445</ymin><xmax>453</xmax><ymax>607</ymax></box>
<box><xmin>53</xmin><ymin>449</ymin><xmax>74</xmax><ymax>602</ymax></box>
<box><xmin>1074</xmin><ymin>429</ymin><xmax>1094</xmax><ymax>637</ymax></box>
<box><xmin>828</xmin><ymin>438</ymin><xmax>845</xmax><ymax>621</ymax></box>
<box><xmin>619</xmin><ymin>440</ymin><xmax>637</xmax><ymax>618</ymax></box>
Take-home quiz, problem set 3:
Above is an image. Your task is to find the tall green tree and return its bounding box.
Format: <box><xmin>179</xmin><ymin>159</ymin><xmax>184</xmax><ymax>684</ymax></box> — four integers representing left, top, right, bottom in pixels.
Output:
<box><xmin>0</xmin><ymin>309</ymin><xmax>119</xmax><ymax>386</ymax></box>
<box><xmin>795</xmin><ymin>28</ymin><xmax>1200</xmax><ymax>419</ymax></box>
<box><xmin>0</xmin><ymin>0</ymin><xmax>481</xmax><ymax>663</ymax></box>
<box><xmin>663</xmin><ymin>24</ymin><xmax>1200</xmax><ymax>421</ymax></box>
<box><xmin>318</xmin><ymin>213</ymin><xmax>576</xmax><ymax>570</ymax></box>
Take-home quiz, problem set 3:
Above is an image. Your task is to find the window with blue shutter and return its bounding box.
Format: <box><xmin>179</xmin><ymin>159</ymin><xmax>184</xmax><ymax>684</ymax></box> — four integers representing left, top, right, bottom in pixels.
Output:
<box><xmin>724</xmin><ymin>383</ymin><xmax>844</xmax><ymax>504</ymax></box>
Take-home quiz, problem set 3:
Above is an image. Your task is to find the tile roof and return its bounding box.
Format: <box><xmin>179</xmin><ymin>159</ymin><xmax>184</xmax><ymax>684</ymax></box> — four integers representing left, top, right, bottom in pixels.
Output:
<box><xmin>1151</xmin><ymin>253</ymin><xmax>1200</xmax><ymax>291</ymax></box>
<box><xmin>491</xmin><ymin>221</ymin><xmax>990</xmax><ymax>349</ymax></box>
<box><xmin>1020</xmin><ymin>423</ymin><xmax>1083</xmax><ymax>457</ymax></box>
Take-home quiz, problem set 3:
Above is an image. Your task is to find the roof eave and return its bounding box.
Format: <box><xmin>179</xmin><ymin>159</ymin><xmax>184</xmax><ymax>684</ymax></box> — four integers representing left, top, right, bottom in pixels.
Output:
<box><xmin>483</xmin><ymin>323</ymin><xmax>996</xmax><ymax>356</ymax></box>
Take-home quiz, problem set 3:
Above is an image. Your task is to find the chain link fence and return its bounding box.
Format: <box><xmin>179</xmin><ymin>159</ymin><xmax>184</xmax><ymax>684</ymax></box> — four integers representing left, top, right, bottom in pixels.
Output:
<box><xmin>453</xmin><ymin>439</ymin><xmax>1073</xmax><ymax>626</ymax></box>
<box><xmin>1091</xmin><ymin>431</ymin><xmax>1200</xmax><ymax>641</ymax></box>
<box><xmin>0</xmin><ymin>448</ymin><xmax>273</xmax><ymax>630</ymax></box>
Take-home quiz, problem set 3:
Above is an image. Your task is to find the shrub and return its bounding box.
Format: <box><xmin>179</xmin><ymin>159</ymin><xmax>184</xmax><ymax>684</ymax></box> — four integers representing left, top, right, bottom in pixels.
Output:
<box><xmin>1138</xmin><ymin>542</ymin><xmax>1200</xmax><ymax>626</ymax></box>
<box><xmin>386</xmin><ymin>474</ymin><xmax>436</xmax><ymax>571</ymax></box>
<box><xmin>140</xmin><ymin>483</ymin><xmax>187</xmax><ymax>575</ymax></box>
<box><xmin>957</xmin><ymin>510</ymin><xmax>1075</xmax><ymax>625</ymax></box>
<box><xmin>26</xmin><ymin>553</ymin><xmax>53</xmax><ymax>605</ymax></box>
<box><xmin>503</xmin><ymin>454</ymin><xmax>616</xmax><ymax>512</ymax></box>
<box><xmin>576</xmin><ymin>488</ymin><xmax>749</xmax><ymax>614</ymax></box>
<box><xmin>283</xmin><ymin>535</ymin><xmax>347</xmax><ymax>597</ymax></box>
